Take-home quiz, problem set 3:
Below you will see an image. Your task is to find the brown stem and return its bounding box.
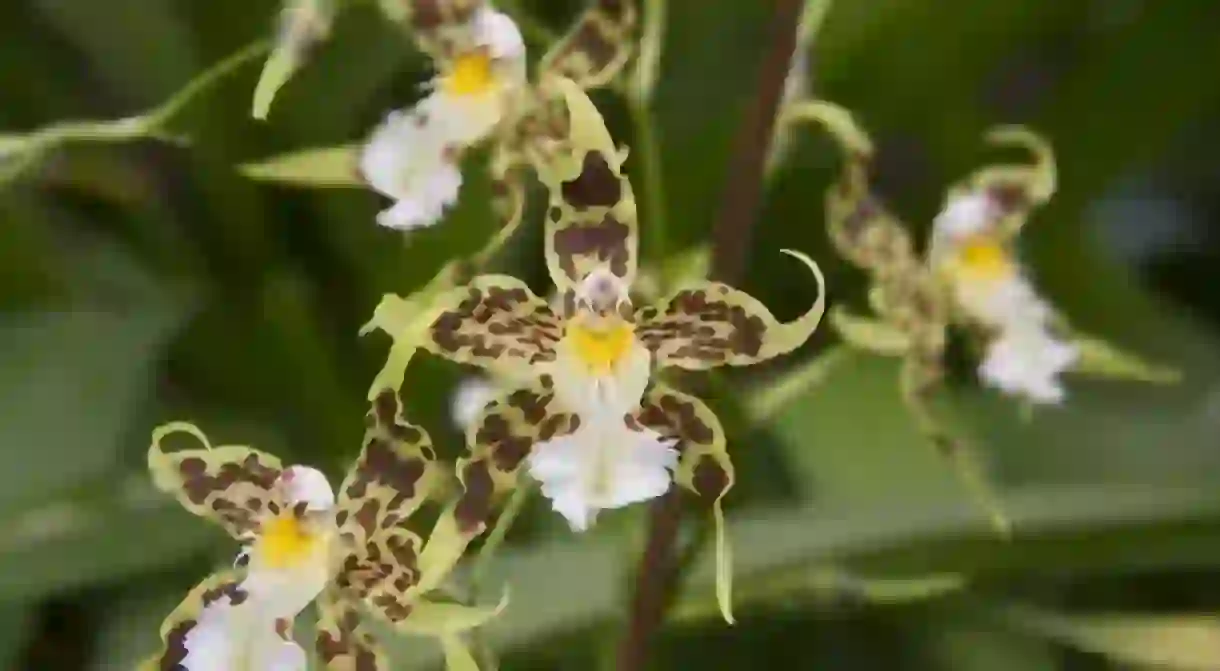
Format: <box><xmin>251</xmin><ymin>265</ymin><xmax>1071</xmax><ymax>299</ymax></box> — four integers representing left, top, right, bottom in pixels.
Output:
<box><xmin>615</xmin><ymin>1</ymin><xmax>807</xmax><ymax>668</ymax></box>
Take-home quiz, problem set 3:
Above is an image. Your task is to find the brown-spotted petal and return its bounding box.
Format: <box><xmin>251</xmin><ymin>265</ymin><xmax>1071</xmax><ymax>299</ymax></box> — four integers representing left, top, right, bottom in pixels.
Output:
<box><xmin>424</xmin><ymin>275</ymin><xmax>563</xmax><ymax>377</ymax></box>
<box><xmin>332</xmin><ymin>391</ymin><xmax>440</xmax><ymax>604</ymax></box>
<box><xmin>635</xmin><ymin>249</ymin><xmax>826</xmax><ymax>370</ymax></box>
<box><xmin>633</xmin><ymin>384</ymin><xmax>735</xmax><ymax>624</ymax></box>
<box><xmin>534</xmin><ymin>77</ymin><xmax>639</xmax><ymax>292</ymax></box>
<box><xmin>538</xmin><ymin>0</ymin><xmax>638</xmax><ymax>90</ymax></box>
<box><xmin>315</xmin><ymin>585</ymin><xmax>390</xmax><ymax>671</ymax></box>
<box><xmin>413</xmin><ymin>379</ymin><xmax>577</xmax><ymax>591</ymax></box>
<box><xmin>338</xmin><ymin>391</ymin><xmax>442</xmax><ymax>548</ymax></box>
<box><xmin>148</xmin><ymin>422</ymin><xmax>284</xmax><ymax>540</ymax></box>
<box><xmin>782</xmin><ymin>100</ymin><xmax>921</xmax><ymax>274</ymax></box>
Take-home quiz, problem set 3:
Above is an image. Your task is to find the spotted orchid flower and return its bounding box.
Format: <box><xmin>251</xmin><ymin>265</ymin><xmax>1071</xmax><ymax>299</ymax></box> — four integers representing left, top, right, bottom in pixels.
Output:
<box><xmin>926</xmin><ymin>130</ymin><xmax>1077</xmax><ymax>404</ymax></box>
<box><xmin>141</xmin><ymin>393</ymin><xmax>502</xmax><ymax>671</ymax></box>
<box><xmin>782</xmin><ymin>100</ymin><xmax>1174</xmax><ymax>534</ymax></box>
<box><xmin>141</xmin><ymin>423</ymin><xmax>337</xmax><ymax>670</ymax></box>
<box><xmin>365</xmin><ymin>79</ymin><xmax>827</xmax><ymax>622</ymax></box>
<box><xmin>360</xmin><ymin>0</ymin><xmax>638</xmax><ymax>236</ymax></box>
<box><xmin>360</xmin><ymin>2</ymin><xmax>527</xmax><ymax>231</ymax></box>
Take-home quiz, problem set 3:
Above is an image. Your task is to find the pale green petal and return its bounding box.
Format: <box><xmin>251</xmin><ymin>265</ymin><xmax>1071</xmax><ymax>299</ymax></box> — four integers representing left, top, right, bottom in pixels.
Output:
<box><xmin>252</xmin><ymin>0</ymin><xmax>335</xmax><ymax>120</ymax></box>
<box><xmin>830</xmin><ymin>307</ymin><xmax>912</xmax><ymax>356</ymax></box>
<box><xmin>394</xmin><ymin>592</ymin><xmax>509</xmax><ymax>637</ymax></box>
<box><xmin>1070</xmin><ymin>333</ymin><xmax>1181</xmax><ymax>384</ymax></box>
<box><xmin>713</xmin><ymin>500</ymin><xmax>734</xmax><ymax>625</ymax></box>
<box><xmin>238</xmin><ymin>145</ymin><xmax>361</xmax><ymax>187</ymax></box>
<box><xmin>360</xmin><ymin>262</ymin><xmax>463</xmax><ymax>399</ymax></box>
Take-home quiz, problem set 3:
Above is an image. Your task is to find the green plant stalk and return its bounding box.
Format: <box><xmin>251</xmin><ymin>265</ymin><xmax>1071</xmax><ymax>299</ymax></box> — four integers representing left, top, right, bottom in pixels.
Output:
<box><xmin>469</xmin><ymin>483</ymin><xmax>535</xmax><ymax>601</ymax></box>
<box><xmin>0</xmin><ymin>39</ymin><xmax>269</xmax><ymax>189</ymax></box>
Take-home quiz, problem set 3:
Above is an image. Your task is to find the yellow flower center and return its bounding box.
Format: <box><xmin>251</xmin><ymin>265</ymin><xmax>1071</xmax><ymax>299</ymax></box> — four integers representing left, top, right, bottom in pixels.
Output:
<box><xmin>255</xmin><ymin>514</ymin><xmax>321</xmax><ymax>570</ymax></box>
<box><xmin>441</xmin><ymin>51</ymin><xmax>495</xmax><ymax>97</ymax></box>
<box><xmin>568</xmin><ymin>321</ymin><xmax>635</xmax><ymax>375</ymax></box>
<box><xmin>955</xmin><ymin>236</ymin><xmax>1015</xmax><ymax>281</ymax></box>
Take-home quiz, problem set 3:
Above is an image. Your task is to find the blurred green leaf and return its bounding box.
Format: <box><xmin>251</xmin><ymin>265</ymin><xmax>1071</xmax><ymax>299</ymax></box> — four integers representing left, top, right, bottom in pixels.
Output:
<box><xmin>0</xmin><ymin>476</ymin><xmax>222</xmax><ymax>600</ymax></box>
<box><xmin>0</xmin><ymin>604</ymin><xmax>32</xmax><ymax>670</ymax></box>
<box><xmin>1001</xmin><ymin>606</ymin><xmax>1220</xmax><ymax>670</ymax></box>
<box><xmin>0</xmin><ymin>306</ymin><xmax>186</xmax><ymax>510</ymax></box>
<box><xmin>928</xmin><ymin>611</ymin><xmax>1058</xmax><ymax>671</ymax></box>
<box><xmin>238</xmin><ymin>144</ymin><xmax>361</xmax><ymax>187</ymax></box>
<box><xmin>382</xmin><ymin>481</ymin><xmax>1220</xmax><ymax>666</ymax></box>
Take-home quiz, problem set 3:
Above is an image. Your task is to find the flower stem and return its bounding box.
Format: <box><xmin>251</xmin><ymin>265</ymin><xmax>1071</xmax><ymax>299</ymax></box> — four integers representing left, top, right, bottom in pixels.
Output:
<box><xmin>614</xmin><ymin>1</ymin><xmax>809</xmax><ymax>667</ymax></box>
<box><xmin>469</xmin><ymin>483</ymin><xmax>533</xmax><ymax>601</ymax></box>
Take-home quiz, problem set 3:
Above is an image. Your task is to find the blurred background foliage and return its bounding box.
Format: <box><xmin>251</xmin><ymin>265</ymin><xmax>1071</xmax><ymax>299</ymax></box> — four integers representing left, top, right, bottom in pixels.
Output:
<box><xmin>3</xmin><ymin>0</ymin><xmax>1220</xmax><ymax>668</ymax></box>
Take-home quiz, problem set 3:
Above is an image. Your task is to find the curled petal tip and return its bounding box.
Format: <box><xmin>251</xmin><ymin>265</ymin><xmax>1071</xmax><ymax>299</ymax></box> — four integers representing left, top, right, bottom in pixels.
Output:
<box><xmin>781</xmin><ymin>100</ymin><xmax>875</xmax><ymax>157</ymax></box>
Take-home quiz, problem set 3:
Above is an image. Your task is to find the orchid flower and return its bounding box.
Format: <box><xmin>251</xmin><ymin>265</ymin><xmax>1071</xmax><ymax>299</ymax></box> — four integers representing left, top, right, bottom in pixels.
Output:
<box><xmin>365</xmin><ymin>79</ymin><xmax>827</xmax><ymax>623</ymax></box>
<box><xmin>782</xmin><ymin>100</ymin><xmax>1174</xmax><ymax>534</ymax></box>
<box><xmin>141</xmin><ymin>392</ymin><xmax>503</xmax><ymax>670</ymax></box>
<box><xmin>359</xmin><ymin>0</ymin><xmax>637</xmax><ymax>235</ymax></box>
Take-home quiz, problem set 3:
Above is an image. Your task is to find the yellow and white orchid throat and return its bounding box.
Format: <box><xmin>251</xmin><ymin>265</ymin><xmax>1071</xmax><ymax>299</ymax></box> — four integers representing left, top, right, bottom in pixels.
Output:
<box><xmin>249</xmin><ymin>465</ymin><xmax>336</xmax><ymax>573</ymax></box>
<box><xmin>433</xmin><ymin>7</ymin><xmax>526</xmax><ymax>104</ymax></box>
<box><xmin>563</xmin><ymin>268</ymin><xmax>637</xmax><ymax>375</ymax></box>
<box><xmin>950</xmin><ymin>234</ymin><xmax>1017</xmax><ymax>283</ymax></box>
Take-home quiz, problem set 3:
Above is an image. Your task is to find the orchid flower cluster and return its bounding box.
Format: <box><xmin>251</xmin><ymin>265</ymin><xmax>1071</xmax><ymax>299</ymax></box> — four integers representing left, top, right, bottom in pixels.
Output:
<box><xmin>140</xmin><ymin>0</ymin><xmax>819</xmax><ymax>666</ymax></box>
<box><xmin>97</xmin><ymin>0</ymin><xmax>1182</xmax><ymax>666</ymax></box>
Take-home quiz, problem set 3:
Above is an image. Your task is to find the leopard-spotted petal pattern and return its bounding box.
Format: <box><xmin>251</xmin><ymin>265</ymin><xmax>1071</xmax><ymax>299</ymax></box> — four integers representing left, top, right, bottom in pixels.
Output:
<box><xmin>634</xmin><ymin>249</ymin><xmax>826</xmax><ymax>370</ymax></box>
<box><xmin>424</xmin><ymin>275</ymin><xmax>563</xmax><ymax>376</ymax></box>
<box><xmin>538</xmin><ymin>0</ymin><xmax>638</xmax><ymax>90</ymax></box>
<box><xmin>315</xmin><ymin>586</ymin><xmax>389</xmax><ymax>671</ymax></box>
<box><xmin>337</xmin><ymin>391</ymin><xmax>442</xmax><ymax>554</ymax></box>
<box><xmin>633</xmin><ymin>384</ymin><xmax>735</xmax><ymax>624</ymax></box>
<box><xmin>331</xmin><ymin>391</ymin><xmax>442</xmax><ymax>610</ymax></box>
<box><xmin>782</xmin><ymin>100</ymin><xmax>923</xmax><ymax>275</ymax></box>
<box><xmin>534</xmin><ymin>77</ymin><xmax>638</xmax><ymax>292</ymax></box>
<box><xmin>148</xmin><ymin>422</ymin><xmax>283</xmax><ymax>540</ymax></box>
<box><xmin>413</xmin><ymin>378</ymin><xmax>577</xmax><ymax>587</ymax></box>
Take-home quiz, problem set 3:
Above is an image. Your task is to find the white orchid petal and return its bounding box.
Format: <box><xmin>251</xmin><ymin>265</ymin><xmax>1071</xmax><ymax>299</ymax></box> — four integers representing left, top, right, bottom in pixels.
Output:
<box><xmin>179</xmin><ymin>587</ymin><xmax>307</xmax><ymax>671</ymax></box>
<box><xmin>279</xmin><ymin>465</ymin><xmax>335</xmax><ymax>512</ymax></box>
<box><xmin>360</xmin><ymin>103</ymin><xmax>464</xmax><ymax>231</ymax></box>
<box><xmin>528</xmin><ymin>418</ymin><xmax>678</xmax><ymax>531</ymax></box>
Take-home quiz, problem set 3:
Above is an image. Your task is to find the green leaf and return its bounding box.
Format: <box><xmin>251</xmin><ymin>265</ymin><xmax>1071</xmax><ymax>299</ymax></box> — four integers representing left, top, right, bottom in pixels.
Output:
<box><xmin>380</xmin><ymin>481</ymin><xmax>1220</xmax><ymax>666</ymax></box>
<box><xmin>1070</xmin><ymin>331</ymin><xmax>1181</xmax><ymax>385</ymax></box>
<box><xmin>238</xmin><ymin>144</ymin><xmax>361</xmax><ymax>187</ymax></box>
<box><xmin>0</xmin><ymin>308</ymin><xmax>186</xmax><ymax>510</ymax></box>
<box><xmin>0</xmin><ymin>476</ymin><xmax>223</xmax><ymax>600</ymax></box>
<box><xmin>1001</xmin><ymin>606</ymin><xmax>1220</xmax><ymax>670</ymax></box>
<box><xmin>0</xmin><ymin>603</ymin><xmax>32</xmax><ymax>670</ymax></box>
